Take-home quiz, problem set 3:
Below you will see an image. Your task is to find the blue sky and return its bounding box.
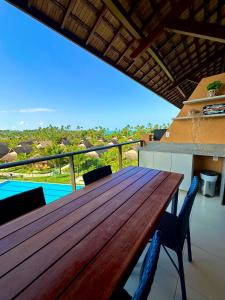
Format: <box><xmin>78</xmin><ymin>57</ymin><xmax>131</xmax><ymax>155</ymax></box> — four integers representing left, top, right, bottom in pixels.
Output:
<box><xmin>0</xmin><ymin>1</ymin><xmax>179</xmax><ymax>130</ymax></box>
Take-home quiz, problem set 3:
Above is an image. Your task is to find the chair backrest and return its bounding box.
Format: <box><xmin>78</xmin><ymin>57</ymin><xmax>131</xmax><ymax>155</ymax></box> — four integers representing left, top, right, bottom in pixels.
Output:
<box><xmin>83</xmin><ymin>165</ymin><xmax>112</xmax><ymax>186</ymax></box>
<box><xmin>177</xmin><ymin>176</ymin><xmax>199</xmax><ymax>248</ymax></box>
<box><xmin>132</xmin><ymin>230</ymin><xmax>161</xmax><ymax>300</ymax></box>
<box><xmin>0</xmin><ymin>187</ymin><xmax>46</xmax><ymax>225</ymax></box>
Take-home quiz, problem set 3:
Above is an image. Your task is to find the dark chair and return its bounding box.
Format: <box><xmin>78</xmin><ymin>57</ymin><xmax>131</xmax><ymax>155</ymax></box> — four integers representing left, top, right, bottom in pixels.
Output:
<box><xmin>112</xmin><ymin>230</ymin><xmax>162</xmax><ymax>300</ymax></box>
<box><xmin>0</xmin><ymin>187</ymin><xmax>46</xmax><ymax>225</ymax></box>
<box><xmin>83</xmin><ymin>165</ymin><xmax>112</xmax><ymax>186</ymax></box>
<box><xmin>157</xmin><ymin>176</ymin><xmax>199</xmax><ymax>300</ymax></box>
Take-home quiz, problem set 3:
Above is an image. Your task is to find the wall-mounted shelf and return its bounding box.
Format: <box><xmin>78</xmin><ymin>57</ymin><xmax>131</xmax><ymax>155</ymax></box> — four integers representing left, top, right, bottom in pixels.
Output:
<box><xmin>183</xmin><ymin>94</ymin><xmax>225</xmax><ymax>105</ymax></box>
<box><xmin>173</xmin><ymin>113</ymin><xmax>225</xmax><ymax>120</ymax></box>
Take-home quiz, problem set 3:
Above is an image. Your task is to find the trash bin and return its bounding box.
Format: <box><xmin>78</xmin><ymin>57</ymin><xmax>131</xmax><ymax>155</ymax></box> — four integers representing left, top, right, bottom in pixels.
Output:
<box><xmin>200</xmin><ymin>170</ymin><xmax>218</xmax><ymax>197</ymax></box>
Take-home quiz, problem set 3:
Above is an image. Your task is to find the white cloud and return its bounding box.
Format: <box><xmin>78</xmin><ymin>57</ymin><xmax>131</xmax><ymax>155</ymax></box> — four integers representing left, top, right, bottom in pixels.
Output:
<box><xmin>0</xmin><ymin>108</ymin><xmax>56</xmax><ymax>113</ymax></box>
<box><xmin>19</xmin><ymin>108</ymin><xmax>56</xmax><ymax>113</ymax></box>
<box><xmin>19</xmin><ymin>120</ymin><xmax>25</xmax><ymax>126</ymax></box>
<box><xmin>39</xmin><ymin>121</ymin><xmax>44</xmax><ymax>126</ymax></box>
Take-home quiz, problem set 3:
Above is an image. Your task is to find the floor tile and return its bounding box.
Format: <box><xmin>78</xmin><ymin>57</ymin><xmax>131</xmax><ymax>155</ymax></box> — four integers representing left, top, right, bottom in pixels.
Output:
<box><xmin>182</xmin><ymin>245</ymin><xmax>225</xmax><ymax>300</ymax></box>
<box><xmin>125</xmin><ymin>191</ymin><xmax>225</xmax><ymax>300</ymax></box>
<box><xmin>175</xmin><ymin>283</ymin><xmax>210</xmax><ymax>300</ymax></box>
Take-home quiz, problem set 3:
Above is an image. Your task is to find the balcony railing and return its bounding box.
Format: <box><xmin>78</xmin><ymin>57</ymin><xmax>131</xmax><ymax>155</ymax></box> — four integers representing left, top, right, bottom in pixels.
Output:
<box><xmin>0</xmin><ymin>140</ymin><xmax>142</xmax><ymax>191</ymax></box>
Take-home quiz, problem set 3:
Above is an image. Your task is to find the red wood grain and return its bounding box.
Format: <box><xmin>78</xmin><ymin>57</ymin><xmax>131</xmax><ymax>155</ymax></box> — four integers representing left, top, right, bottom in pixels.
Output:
<box><xmin>0</xmin><ymin>167</ymin><xmax>183</xmax><ymax>300</ymax></box>
<box><xmin>0</xmin><ymin>166</ymin><xmax>135</xmax><ymax>239</ymax></box>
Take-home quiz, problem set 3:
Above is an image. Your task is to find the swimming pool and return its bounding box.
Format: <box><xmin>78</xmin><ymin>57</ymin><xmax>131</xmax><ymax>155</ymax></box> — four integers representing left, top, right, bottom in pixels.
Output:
<box><xmin>0</xmin><ymin>181</ymin><xmax>84</xmax><ymax>204</ymax></box>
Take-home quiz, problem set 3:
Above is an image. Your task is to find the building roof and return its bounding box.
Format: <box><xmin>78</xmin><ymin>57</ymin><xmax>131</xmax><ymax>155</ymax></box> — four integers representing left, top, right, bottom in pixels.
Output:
<box><xmin>1</xmin><ymin>151</ymin><xmax>17</xmax><ymax>162</ymax></box>
<box><xmin>58</xmin><ymin>137</ymin><xmax>70</xmax><ymax>145</ymax></box>
<box><xmin>124</xmin><ymin>149</ymin><xmax>138</xmax><ymax>160</ymax></box>
<box><xmin>85</xmin><ymin>151</ymin><xmax>100</xmax><ymax>158</ymax></box>
<box><xmin>37</xmin><ymin>141</ymin><xmax>52</xmax><ymax>149</ymax></box>
<box><xmin>14</xmin><ymin>145</ymin><xmax>33</xmax><ymax>155</ymax></box>
<box><xmin>79</xmin><ymin>140</ymin><xmax>94</xmax><ymax>148</ymax></box>
<box><xmin>6</xmin><ymin>0</ymin><xmax>225</xmax><ymax>108</ymax></box>
<box><xmin>18</xmin><ymin>140</ymin><xmax>34</xmax><ymax>146</ymax></box>
<box><xmin>0</xmin><ymin>142</ymin><xmax>9</xmax><ymax>158</ymax></box>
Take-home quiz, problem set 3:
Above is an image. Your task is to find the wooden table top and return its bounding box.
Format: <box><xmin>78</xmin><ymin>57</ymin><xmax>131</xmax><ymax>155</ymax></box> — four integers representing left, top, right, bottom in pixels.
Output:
<box><xmin>0</xmin><ymin>166</ymin><xmax>183</xmax><ymax>300</ymax></box>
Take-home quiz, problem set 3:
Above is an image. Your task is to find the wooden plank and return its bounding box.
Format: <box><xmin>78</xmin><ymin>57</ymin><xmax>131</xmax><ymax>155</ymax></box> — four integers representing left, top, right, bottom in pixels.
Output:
<box><xmin>0</xmin><ymin>166</ymin><xmax>135</xmax><ymax>239</ymax></box>
<box><xmin>166</xmin><ymin>19</ymin><xmax>225</xmax><ymax>44</ymax></box>
<box><xmin>177</xmin><ymin>86</ymin><xmax>187</xmax><ymax>98</ymax></box>
<box><xmin>130</xmin><ymin>0</ymin><xmax>194</xmax><ymax>58</ymax></box>
<box><xmin>0</xmin><ymin>168</ymin><xmax>154</xmax><ymax>276</ymax></box>
<box><xmin>0</xmin><ymin>169</ymin><xmax>162</xmax><ymax>299</ymax></box>
<box><xmin>61</xmin><ymin>0</ymin><xmax>75</xmax><ymax>29</ymax></box>
<box><xmin>0</xmin><ymin>167</ymin><xmax>142</xmax><ymax>255</ymax></box>
<box><xmin>59</xmin><ymin>173</ymin><xmax>183</xmax><ymax>300</ymax></box>
<box><xmin>147</xmin><ymin>48</ymin><xmax>174</xmax><ymax>82</ymax></box>
<box><xmin>102</xmin><ymin>0</ymin><xmax>140</xmax><ymax>39</ymax></box>
<box><xmin>0</xmin><ymin>166</ymin><xmax>134</xmax><ymax>240</ymax></box>
<box><xmin>86</xmin><ymin>6</ymin><xmax>107</xmax><ymax>45</ymax></box>
<box><xmin>168</xmin><ymin>48</ymin><xmax>225</xmax><ymax>90</ymax></box>
<box><xmin>11</xmin><ymin>171</ymin><xmax>171</xmax><ymax>300</ymax></box>
<box><xmin>102</xmin><ymin>0</ymin><xmax>182</xmax><ymax>94</ymax></box>
<box><xmin>103</xmin><ymin>24</ymin><xmax>122</xmax><ymax>56</ymax></box>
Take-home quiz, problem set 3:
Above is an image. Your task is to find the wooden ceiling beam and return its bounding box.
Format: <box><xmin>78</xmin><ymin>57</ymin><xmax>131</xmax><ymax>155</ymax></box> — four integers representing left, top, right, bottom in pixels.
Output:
<box><xmin>61</xmin><ymin>0</ymin><xmax>76</xmax><ymax>29</ymax></box>
<box><xmin>102</xmin><ymin>0</ymin><xmax>187</xmax><ymax>99</ymax></box>
<box><xmin>102</xmin><ymin>0</ymin><xmax>141</xmax><ymax>40</ymax></box>
<box><xmin>86</xmin><ymin>6</ymin><xmax>107</xmax><ymax>45</ymax></box>
<box><xmin>130</xmin><ymin>0</ymin><xmax>194</xmax><ymax>59</ymax></box>
<box><xmin>103</xmin><ymin>24</ymin><xmax>122</xmax><ymax>56</ymax></box>
<box><xmin>166</xmin><ymin>19</ymin><xmax>225</xmax><ymax>44</ymax></box>
<box><xmin>186</xmin><ymin>78</ymin><xmax>199</xmax><ymax>85</ymax></box>
<box><xmin>177</xmin><ymin>86</ymin><xmax>186</xmax><ymax>98</ymax></box>
<box><xmin>169</xmin><ymin>48</ymin><xmax>225</xmax><ymax>90</ymax></box>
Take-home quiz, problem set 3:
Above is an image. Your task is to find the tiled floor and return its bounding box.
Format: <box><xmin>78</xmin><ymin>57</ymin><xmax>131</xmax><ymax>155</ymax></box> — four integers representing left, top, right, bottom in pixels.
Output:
<box><xmin>124</xmin><ymin>191</ymin><xmax>225</xmax><ymax>300</ymax></box>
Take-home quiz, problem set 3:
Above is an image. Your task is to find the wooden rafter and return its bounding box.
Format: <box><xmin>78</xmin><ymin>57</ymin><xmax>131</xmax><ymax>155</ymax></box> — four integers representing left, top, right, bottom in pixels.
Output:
<box><xmin>166</xmin><ymin>19</ymin><xmax>225</xmax><ymax>44</ymax></box>
<box><xmin>169</xmin><ymin>48</ymin><xmax>225</xmax><ymax>90</ymax></box>
<box><xmin>86</xmin><ymin>6</ymin><xmax>107</xmax><ymax>45</ymax></box>
<box><xmin>103</xmin><ymin>24</ymin><xmax>122</xmax><ymax>56</ymax></box>
<box><xmin>115</xmin><ymin>40</ymin><xmax>134</xmax><ymax>65</ymax></box>
<box><xmin>141</xmin><ymin>0</ymin><xmax>166</xmax><ymax>33</ymax></box>
<box><xmin>130</xmin><ymin>0</ymin><xmax>194</xmax><ymax>59</ymax></box>
<box><xmin>102</xmin><ymin>0</ymin><xmax>141</xmax><ymax>40</ymax></box>
<box><xmin>61</xmin><ymin>0</ymin><xmax>75</xmax><ymax>29</ymax></box>
<box><xmin>186</xmin><ymin>78</ymin><xmax>199</xmax><ymax>85</ymax></box>
<box><xmin>102</xmin><ymin>0</ymin><xmax>186</xmax><ymax>98</ymax></box>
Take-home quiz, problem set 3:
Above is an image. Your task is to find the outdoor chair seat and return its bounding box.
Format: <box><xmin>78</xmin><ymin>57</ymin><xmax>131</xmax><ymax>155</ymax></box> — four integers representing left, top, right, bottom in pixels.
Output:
<box><xmin>157</xmin><ymin>211</ymin><xmax>178</xmax><ymax>250</ymax></box>
<box><xmin>0</xmin><ymin>187</ymin><xmax>46</xmax><ymax>225</ymax></box>
<box><xmin>155</xmin><ymin>176</ymin><xmax>199</xmax><ymax>300</ymax></box>
<box><xmin>83</xmin><ymin>165</ymin><xmax>112</xmax><ymax>186</ymax></box>
<box><xmin>111</xmin><ymin>230</ymin><xmax>161</xmax><ymax>300</ymax></box>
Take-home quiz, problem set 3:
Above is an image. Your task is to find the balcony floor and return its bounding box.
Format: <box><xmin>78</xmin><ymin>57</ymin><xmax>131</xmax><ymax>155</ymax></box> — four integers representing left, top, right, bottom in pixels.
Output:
<box><xmin>124</xmin><ymin>191</ymin><xmax>225</xmax><ymax>300</ymax></box>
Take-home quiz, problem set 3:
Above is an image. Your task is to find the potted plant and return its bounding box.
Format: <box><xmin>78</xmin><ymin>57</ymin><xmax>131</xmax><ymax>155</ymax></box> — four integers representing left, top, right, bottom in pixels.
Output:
<box><xmin>207</xmin><ymin>80</ymin><xmax>223</xmax><ymax>97</ymax></box>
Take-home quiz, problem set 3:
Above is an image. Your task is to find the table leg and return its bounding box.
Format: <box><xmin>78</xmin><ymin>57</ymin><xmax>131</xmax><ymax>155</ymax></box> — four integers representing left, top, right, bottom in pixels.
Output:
<box><xmin>171</xmin><ymin>190</ymin><xmax>179</xmax><ymax>215</ymax></box>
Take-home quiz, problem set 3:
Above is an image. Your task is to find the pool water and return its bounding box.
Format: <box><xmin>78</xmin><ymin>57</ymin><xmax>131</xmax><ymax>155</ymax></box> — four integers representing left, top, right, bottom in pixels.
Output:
<box><xmin>0</xmin><ymin>181</ymin><xmax>83</xmax><ymax>204</ymax></box>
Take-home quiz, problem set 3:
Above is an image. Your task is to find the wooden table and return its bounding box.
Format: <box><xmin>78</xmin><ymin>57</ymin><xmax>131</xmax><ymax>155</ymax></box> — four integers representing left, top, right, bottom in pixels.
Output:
<box><xmin>0</xmin><ymin>166</ymin><xmax>183</xmax><ymax>300</ymax></box>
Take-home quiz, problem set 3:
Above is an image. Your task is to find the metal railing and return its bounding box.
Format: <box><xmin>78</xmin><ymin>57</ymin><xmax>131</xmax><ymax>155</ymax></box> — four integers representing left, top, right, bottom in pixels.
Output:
<box><xmin>0</xmin><ymin>140</ymin><xmax>142</xmax><ymax>191</ymax></box>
